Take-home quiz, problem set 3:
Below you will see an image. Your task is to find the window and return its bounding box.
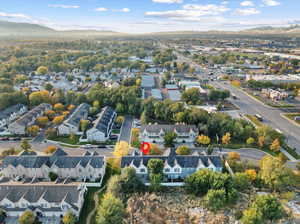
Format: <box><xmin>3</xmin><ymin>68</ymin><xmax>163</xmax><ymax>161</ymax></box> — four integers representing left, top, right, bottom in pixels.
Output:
<box><xmin>164</xmin><ymin>168</ymin><xmax>170</xmax><ymax>172</ymax></box>
<box><xmin>140</xmin><ymin>168</ymin><xmax>145</xmax><ymax>173</ymax></box>
<box><xmin>174</xmin><ymin>168</ymin><xmax>180</xmax><ymax>173</ymax></box>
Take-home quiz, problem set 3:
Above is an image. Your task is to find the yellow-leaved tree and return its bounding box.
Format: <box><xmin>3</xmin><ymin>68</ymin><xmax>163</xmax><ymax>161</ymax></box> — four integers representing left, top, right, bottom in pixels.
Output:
<box><xmin>113</xmin><ymin>141</ymin><xmax>129</xmax><ymax>157</ymax></box>
<box><xmin>270</xmin><ymin>138</ymin><xmax>280</xmax><ymax>152</ymax></box>
<box><xmin>197</xmin><ymin>134</ymin><xmax>211</xmax><ymax>146</ymax></box>
<box><xmin>222</xmin><ymin>132</ymin><xmax>231</xmax><ymax>145</ymax></box>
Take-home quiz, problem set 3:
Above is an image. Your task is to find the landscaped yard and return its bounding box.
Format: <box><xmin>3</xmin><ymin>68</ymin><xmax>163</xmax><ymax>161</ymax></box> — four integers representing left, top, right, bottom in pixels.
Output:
<box><xmin>131</xmin><ymin>128</ymin><xmax>140</xmax><ymax>148</ymax></box>
<box><xmin>48</xmin><ymin>135</ymin><xmax>81</xmax><ymax>145</ymax></box>
<box><xmin>112</xmin><ymin>129</ymin><xmax>121</xmax><ymax>134</ymax></box>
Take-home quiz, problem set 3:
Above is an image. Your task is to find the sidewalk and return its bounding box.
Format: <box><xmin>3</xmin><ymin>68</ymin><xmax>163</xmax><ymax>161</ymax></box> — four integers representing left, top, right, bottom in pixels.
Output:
<box><xmin>280</xmin><ymin>147</ymin><xmax>298</xmax><ymax>162</ymax></box>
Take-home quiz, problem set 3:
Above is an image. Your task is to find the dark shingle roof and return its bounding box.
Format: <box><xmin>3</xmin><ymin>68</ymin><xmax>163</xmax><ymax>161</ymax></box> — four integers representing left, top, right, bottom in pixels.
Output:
<box><xmin>91</xmin><ymin>106</ymin><xmax>116</xmax><ymax>137</ymax></box>
<box><xmin>121</xmin><ymin>155</ymin><xmax>222</xmax><ymax>169</ymax></box>
<box><xmin>19</xmin><ymin>150</ymin><xmax>37</xmax><ymax>156</ymax></box>
<box><xmin>0</xmin><ymin>184</ymin><xmax>82</xmax><ymax>204</ymax></box>
<box><xmin>141</xmin><ymin>124</ymin><xmax>198</xmax><ymax>134</ymax></box>
<box><xmin>2</xmin><ymin>149</ymin><xmax>104</xmax><ymax>169</ymax></box>
<box><xmin>63</xmin><ymin>103</ymin><xmax>90</xmax><ymax>127</ymax></box>
<box><xmin>52</xmin><ymin>148</ymin><xmax>68</xmax><ymax>157</ymax></box>
<box><xmin>0</xmin><ymin>104</ymin><xmax>26</xmax><ymax>120</ymax></box>
<box><xmin>11</xmin><ymin>103</ymin><xmax>51</xmax><ymax>126</ymax></box>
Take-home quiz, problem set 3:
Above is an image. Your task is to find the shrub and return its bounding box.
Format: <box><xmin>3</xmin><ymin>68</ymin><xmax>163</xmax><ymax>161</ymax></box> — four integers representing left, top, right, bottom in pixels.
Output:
<box><xmin>233</xmin><ymin>173</ymin><xmax>251</xmax><ymax>191</ymax></box>
<box><xmin>44</xmin><ymin>145</ymin><xmax>57</xmax><ymax>154</ymax></box>
<box><xmin>205</xmin><ymin>189</ymin><xmax>227</xmax><ymax>211</ymax></box>
<box><xmin>49</xmin><ymin>172</ymin><xmax>58</xmax><ymax>181</ymax></box>
<box><xmin>176</xmin><ymin>145</ymin><xmax>191</xmax><ymax>155</ymax></box>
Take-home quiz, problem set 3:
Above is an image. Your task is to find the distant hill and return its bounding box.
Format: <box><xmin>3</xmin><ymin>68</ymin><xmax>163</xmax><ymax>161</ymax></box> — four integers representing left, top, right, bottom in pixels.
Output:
<box><xmin>0</xmin><ymin>20</ymin><xmax>123</xmax><ymax>39</ymax></box>
<box><xmin>241</xmin><ymin>25</ymin><xmax>300</xmax><ymax>35</ymax></box>
<box><xmin>0</xmin><ymin>20</ymin><xmax>54</xmax><ymax>35</ymax></box>
<box><xmin>1</xmin><ymin>20</ymin><xmax>300</xmax><ymax>39</ymax></box>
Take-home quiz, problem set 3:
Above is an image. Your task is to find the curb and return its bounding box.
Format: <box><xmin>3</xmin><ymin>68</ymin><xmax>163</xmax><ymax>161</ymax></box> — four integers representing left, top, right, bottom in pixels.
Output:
<box><xmin>231</xmin><ymin>85</ymin><xmax>274</xmax><ymax>109</ymax></box>
<box><xmin>280</xmin><ymin>113</ymin><xmax>300</xmax><ymax>128</ymax></box>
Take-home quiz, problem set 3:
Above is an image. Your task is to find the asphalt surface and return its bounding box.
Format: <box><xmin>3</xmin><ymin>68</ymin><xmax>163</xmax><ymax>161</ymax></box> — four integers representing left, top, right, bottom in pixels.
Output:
<box><xmin>165</xmin><ymin>45</ymin><xmax>300</xmax><ymax>164</ymax></box>
<box><xmin>119</xmin><ymin>115</ymin><xmax>134</xmax><ymax>143</ymax></box>
<box><xmin>214</xmin><ymin>81</ymin><xmax>300</xmax><ymax>154</ymax></box>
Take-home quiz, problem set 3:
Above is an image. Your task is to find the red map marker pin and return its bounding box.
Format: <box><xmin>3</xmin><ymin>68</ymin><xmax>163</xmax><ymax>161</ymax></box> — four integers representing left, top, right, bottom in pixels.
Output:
<box><xmin>140</xmin><ymin>142</ymin><xmax>150</xmax><ymax>155</ymax></box>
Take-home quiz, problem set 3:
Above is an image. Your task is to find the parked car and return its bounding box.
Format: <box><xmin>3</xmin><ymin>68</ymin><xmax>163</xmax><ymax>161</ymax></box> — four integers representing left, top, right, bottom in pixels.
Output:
<box><xmin>0</xmin><ymin>137</ymin><xmax>9</xmax><ymax>141</ymax></box>
<box><xmin>97</xmin><ymin>145</ymin><xmax>107</xmax><ymax>149</ymax></box>
<box><xmin>109</xmin><ymin>135</ymin><xmax>118</xmax><ymax>140</ymax></box>
<box><xmin>9</xmin><ymin>137</ymin><xmax>21</xmax><ymax>141</ymax></box>
<box><xmin>83</xmin><ymin>144</ymin><xmax>93</xmax><ymax>149</ymax></box>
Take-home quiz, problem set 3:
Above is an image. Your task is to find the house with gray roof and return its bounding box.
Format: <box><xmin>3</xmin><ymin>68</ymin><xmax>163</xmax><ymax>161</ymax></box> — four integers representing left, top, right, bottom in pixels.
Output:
<box><xmin>8</xmin><ymin>103</ymin><xmax>51</xmax><ymax>135</ymax></box>
<box><xmin>1</xmin><ymin>148</ymin><xmax>106</xmax><ymax>183</ymax></box>
<box><xmin>121</xmin><ymin>149</ymin><xmax>223</xmax><ymax>185</ymax></box>
<box><xmin>58</xmin><ymin>103</ymin><xmax>90</xmax><ymax>135</ymax></box>
<box><xmin>86</xmin><ymin>106</ymin><xmax>117</xmax><ymax>143</ymax></box>
<box><xmin>140</xmin><ymin>124</ymin><xmax>198</xmax><ymax>144</ymax></box>
<box><xmin>0</xmin><ymin>104</ymin><xmax>27</xmax><ymax>129</ymax></box>
<box><xmin>0</xmin><ymin>181</ymin><xmax>87</xmax><ymax>219</ymax></box>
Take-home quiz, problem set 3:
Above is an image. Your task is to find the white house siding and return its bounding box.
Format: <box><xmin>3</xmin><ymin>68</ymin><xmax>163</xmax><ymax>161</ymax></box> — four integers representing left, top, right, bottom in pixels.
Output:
<box><xmin>58</xmin><ymin>124</ymin><xmax>78</xmax><ymax>135</ymax></box>
<box><xmin>86</xmin><ymin>129</ymin><xmax>106</xmax><ymax>142</ymax></box>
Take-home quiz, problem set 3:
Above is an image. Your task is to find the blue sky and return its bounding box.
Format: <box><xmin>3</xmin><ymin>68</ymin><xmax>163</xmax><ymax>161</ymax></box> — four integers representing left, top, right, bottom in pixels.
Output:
<box><xmin>0</xmin><ymin>0</ymin><xmax>299</xmax><ymax>33</ymax></box>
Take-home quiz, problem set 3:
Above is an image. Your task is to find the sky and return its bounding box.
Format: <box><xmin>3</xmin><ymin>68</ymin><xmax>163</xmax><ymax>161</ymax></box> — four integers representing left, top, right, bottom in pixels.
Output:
<box><xmin>0</xmin><ymin>0</ymin><xmax>299</xmax><ymax>33</ymax></box>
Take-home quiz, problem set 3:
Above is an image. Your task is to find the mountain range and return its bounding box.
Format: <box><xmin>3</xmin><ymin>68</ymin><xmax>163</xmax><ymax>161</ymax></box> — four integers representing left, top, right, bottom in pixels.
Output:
<box><xmin>1</xmin><ymin>20</ymin><xmax>300</xmax><ymax>39</ymax></box>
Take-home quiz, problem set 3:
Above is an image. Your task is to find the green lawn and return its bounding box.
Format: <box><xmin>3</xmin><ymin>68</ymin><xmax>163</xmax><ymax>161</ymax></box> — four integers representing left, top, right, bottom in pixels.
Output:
<box><xmin>48</xmin><ymin>135</ymin><xmax>81</xmax><ymax>145</ymax></box>
<box><xmin>112</xmin><ymin>129</ymin><xmax>120</xmax><ymax>134</ymax></box>
<box><xmin>48</xmin><ymin>135</ymin><xmax>116</xmax><ymax>146</ymax></box>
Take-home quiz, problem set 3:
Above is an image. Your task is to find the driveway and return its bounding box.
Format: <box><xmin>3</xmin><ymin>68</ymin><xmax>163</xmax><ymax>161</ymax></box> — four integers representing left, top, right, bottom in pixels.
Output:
<box><xmin>119</xmin><ymin>116</ymin><xmax>133</xmax><ymax>143</ymax></box>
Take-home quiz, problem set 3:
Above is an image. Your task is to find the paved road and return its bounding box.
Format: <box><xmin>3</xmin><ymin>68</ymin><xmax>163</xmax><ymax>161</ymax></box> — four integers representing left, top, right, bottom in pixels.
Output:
<box><xmin>214</xmin><ymin>81</ymin><xmax>300</xmax><ymax>154</ymax></box>
<box><xmin>31</xmin><ymin>130</ymin><xmax>46</xmax><ymax>143</ymax></box>
<box><xmin>119</xmin><ymin>116</ymin><xmax>133</xmax><ymax>143</ymax></box>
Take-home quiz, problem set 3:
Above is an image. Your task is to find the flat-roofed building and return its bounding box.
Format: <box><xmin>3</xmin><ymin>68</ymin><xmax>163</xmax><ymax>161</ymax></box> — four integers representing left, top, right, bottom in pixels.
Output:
<box><xmin>141</xmin><ymin>75</ymin><xmax>155</xmax><ymax>88</ymax></box>
<box><xmin>151</xmin><ymin>89</ymin><xmax>163</xmax><ymax>100</ymax></box>
<box><xmin>168</xmin><ymin>90</ymin><xmax>181</xmax><ymax>101</ymax></box>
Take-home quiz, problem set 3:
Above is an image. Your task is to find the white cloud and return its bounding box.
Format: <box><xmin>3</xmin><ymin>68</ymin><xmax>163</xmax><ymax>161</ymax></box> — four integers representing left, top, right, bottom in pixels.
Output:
<box><xmin>145</xmin><ymin>3</ymin><xmax>230</xmax><ymax>21</ymax></box>
<box><xmin>113</xmin><ymin>8</ymin><xmax>130</xmax><ymax>12</ymax></box>
<box><xmin>152</xmin><ymin>0</ymin><xmax>183</xmax><ymax>3</ymax></box>
<box><xmin>0</xmin><ymin>12</ymin><xmax>31</xmax><ymax>19</ymax></box>
<box><xmin>221</xmin><ymin>1</ymin><xmax>229</xmax><ymax>5</ymax></box>
<box><xmin>240</xmin><ymin>1</ymin><xmax>254</xmax><ymax>7</ymax></box>
<box><xmin>121</xmin><ymin>8</ymin><xmax>130</xmax><ymax>12</ymax></box>
<box><xmin>95</xmin><ymin>7</ymin><xmax>108</xmax><ymax>12</ymax></box>
<box><xmin>262</xmin><ymin>0</ymin><xmax>280</xmax><ymax>6</ymax></box>
<box><xmin>183</xmin><ymin>4</ymin><xmax>229</xmax><ymax>13</ymax></box>
<box><xmin>235</xmin><ymin>8</ymin><xmax>260</xmax><ymax>15</ymax></box>
<box><xmin>48</xmin><ymin>4</ymin><xmax>80</xmax><ymax>9</ymax></box>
